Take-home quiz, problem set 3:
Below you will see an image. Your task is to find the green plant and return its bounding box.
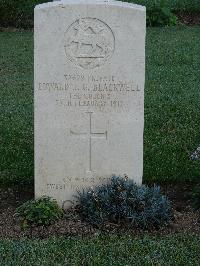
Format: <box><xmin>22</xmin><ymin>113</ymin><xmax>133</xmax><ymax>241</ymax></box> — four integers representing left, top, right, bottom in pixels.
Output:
<box><xmin>77</xmin><ymin>176</ymin><xmax>172</xmax><ymax>229</ymax></box>
<box><xmin>15</xmin><ymin>197</ymin><xmax>64</xmax><ymax>229</ymax></box>
<box><xmin>127</xmin><ymin>0</ymin><xmax>200</xmax><ymax>12</ymax></box>
<box><xmin>147</xmin><ymin>0</ymin><xmax>177</xmax><ymax>26</ymax></box>
<box><xmin>191</xmin><ymin>185</ymin><xmax>200</xmax><ymax>209</ymax></box>
<box><xmin>1</xmin><ymin>0</ymin><xmax>200</xmax><ymax>29</ymax></box>
<box><xmin>0</xmin><ymin>0</ymin><xmax>50</xmax><ymax>28</ymax></box>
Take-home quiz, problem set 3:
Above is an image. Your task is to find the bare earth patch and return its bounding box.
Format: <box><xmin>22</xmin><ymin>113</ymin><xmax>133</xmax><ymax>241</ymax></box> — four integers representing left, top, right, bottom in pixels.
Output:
<box><xmin>0</xmin><ymin>185</ymin><xmax>199</xmax><ymax>239</ymax></box>
<box><xmin>176</xmin><ymin>12</ymin><xmax>200</xmax><ymax>25</ymax></box>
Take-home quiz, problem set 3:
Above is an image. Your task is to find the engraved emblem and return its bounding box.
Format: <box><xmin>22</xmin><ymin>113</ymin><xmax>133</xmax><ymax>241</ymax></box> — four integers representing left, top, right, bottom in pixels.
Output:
<box><xmin>64</xmin><ymin>18</ymin><xmax>115</xmax><ymax>69</ymax></box>
<box><xmin>70</xmin><ymin>112</ymin><xmax>108</xmax><ymax>172</ymax></box>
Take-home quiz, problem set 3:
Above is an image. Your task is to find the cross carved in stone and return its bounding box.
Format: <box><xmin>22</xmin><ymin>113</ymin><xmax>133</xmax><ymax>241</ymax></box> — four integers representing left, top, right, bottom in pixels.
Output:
<box><xmin>70</xmin><ymin>112</ymin><xmax>107</xmax><ymax>172</ymax></box>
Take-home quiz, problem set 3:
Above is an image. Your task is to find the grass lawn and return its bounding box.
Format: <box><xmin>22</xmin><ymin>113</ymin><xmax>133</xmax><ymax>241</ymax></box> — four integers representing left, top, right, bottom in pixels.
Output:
<box><xmin>0</xmin><ymin>26</ymin><xmax>200</xmax><ymax>187</ymax></box>
<box><xmin>0</xmin><ymin>234</ymin><xmax>199</xmax><ymax>265</ymax></box>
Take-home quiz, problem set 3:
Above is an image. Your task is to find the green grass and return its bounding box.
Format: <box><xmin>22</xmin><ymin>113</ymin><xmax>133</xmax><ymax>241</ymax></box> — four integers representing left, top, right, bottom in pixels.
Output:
<box><xmin>0</xmin><ymin>31</ymin><xmax>34</xmax><ymax>186</ymax></box>
<box><xmin>0</xmin><ymin>26</ymin><xmax>200</xmax><ymax>187</ymax></box>
<box><xmin>144</xmin><ymin>26</ymin><xmax>200</xmax><ymax>183</ymax></box>
<box><xmin>0</xmin><ymin>234</ymin><xmax>199</xmax><ymax>265</ymax></box>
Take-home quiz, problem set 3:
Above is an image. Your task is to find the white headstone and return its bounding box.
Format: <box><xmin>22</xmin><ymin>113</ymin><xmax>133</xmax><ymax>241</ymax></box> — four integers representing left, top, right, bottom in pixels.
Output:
<box><xmin>35</xmin><ymin>0</ymin><xmax>146</xmax><ymax>208</ymax></box>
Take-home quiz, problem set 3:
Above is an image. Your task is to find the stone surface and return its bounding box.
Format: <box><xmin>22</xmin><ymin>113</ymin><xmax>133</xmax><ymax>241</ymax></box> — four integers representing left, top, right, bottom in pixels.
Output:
<box><xmin>34</xmin><ymin>0</ymin><xmax>146</xmax><ymax>208</ymax></box>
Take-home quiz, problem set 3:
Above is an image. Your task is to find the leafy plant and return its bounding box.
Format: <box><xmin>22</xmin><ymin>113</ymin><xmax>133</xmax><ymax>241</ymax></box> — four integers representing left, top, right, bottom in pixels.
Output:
<box><xmin>77</xmin><ymin>176</ymin><xmax>172</xmax><ymax>229</ymax></box>
<box><xmin>15</xmin><ymin>197</ymin><xmax>64</xmax><ymax>229</ymax></box>
<box><xmin>147</xmin><ymin>0</ymin><xmax>177</xmax><ymax>26</ymax></box>
<box><xmin>0</xmin><ymin>0</ymin><xmax>50</xmax><ymax>28</ymax></box>
<box><xmin>191</xmin><ymin>185</ymin><xmax>200</xmax><ymax>209</ymax></box>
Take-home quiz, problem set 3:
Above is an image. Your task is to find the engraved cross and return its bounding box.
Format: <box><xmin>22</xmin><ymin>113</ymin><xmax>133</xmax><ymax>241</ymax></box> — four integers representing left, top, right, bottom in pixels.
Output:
<box><xmin>70</xmin><ymin>112</ymin><xmax>107</xmax><ymax>172</ymax></box>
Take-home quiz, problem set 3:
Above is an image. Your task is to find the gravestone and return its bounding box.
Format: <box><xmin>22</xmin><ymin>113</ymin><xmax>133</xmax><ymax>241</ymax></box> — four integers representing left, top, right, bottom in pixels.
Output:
<box><xmin>35</xmin><ymin>0</ymin><xmax>146</xmax><ymax>208</ymax></box>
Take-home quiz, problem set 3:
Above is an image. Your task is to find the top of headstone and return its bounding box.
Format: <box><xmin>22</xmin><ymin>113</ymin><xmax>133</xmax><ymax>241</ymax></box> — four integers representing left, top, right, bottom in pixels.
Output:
<box><xmin>35</xmin><ymin>0</ymin><xmax>146</xmax><ymax>11</ymax></box>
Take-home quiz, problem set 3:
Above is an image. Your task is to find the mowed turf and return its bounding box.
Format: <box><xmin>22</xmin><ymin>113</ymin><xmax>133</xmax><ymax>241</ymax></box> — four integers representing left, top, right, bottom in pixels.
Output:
<box><xmin>0</xmin><ymin>26</ymin><xmax>200</xmax><ymax>187</ymax></box>
<box><xmin>0</xmin><ymin>234</ymin><xmax>200</xmax><ymax>265</ymax></box>
<box><xmin>0</xmin><ymin>31</ymin><xmax>33</xmax><ymax>186</ymax></box>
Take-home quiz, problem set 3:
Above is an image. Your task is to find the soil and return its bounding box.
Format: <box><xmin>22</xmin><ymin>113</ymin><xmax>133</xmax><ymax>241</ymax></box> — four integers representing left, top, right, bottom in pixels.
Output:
<box><xmin>0</xmin><ymin>185</ymin><xmax>199</xmax><ymax>239</ymax></box>
<box><xmin>176</xmin><ymin>11</ymin><xmax>200</xmax><ymax>25</ymax></box>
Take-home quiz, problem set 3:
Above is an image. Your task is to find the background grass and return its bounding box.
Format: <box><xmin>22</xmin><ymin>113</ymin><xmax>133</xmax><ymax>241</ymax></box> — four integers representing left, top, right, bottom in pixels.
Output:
<box><xmin>0</xmin><ymin>234</ymin><xmax>199</xmax><ymax>265</ymax></box>
<box><xmin>0</xmin><ymin>0</ymin><xmax>200</xmax><ymax>28</ymax></box>
<box><xmin>144</xmin><ymin>26</ymin><xmax>200</xmax><ymax>183</ymax></box>
<box><xmin>0</xmin><ymin>26</ymin><xmax>200</xmax><ymax>187</ymax></box>
<box><xmin>0</xmin><ymin>31</ymin><xmax>34</xmax><ymax>186</ymax></box>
